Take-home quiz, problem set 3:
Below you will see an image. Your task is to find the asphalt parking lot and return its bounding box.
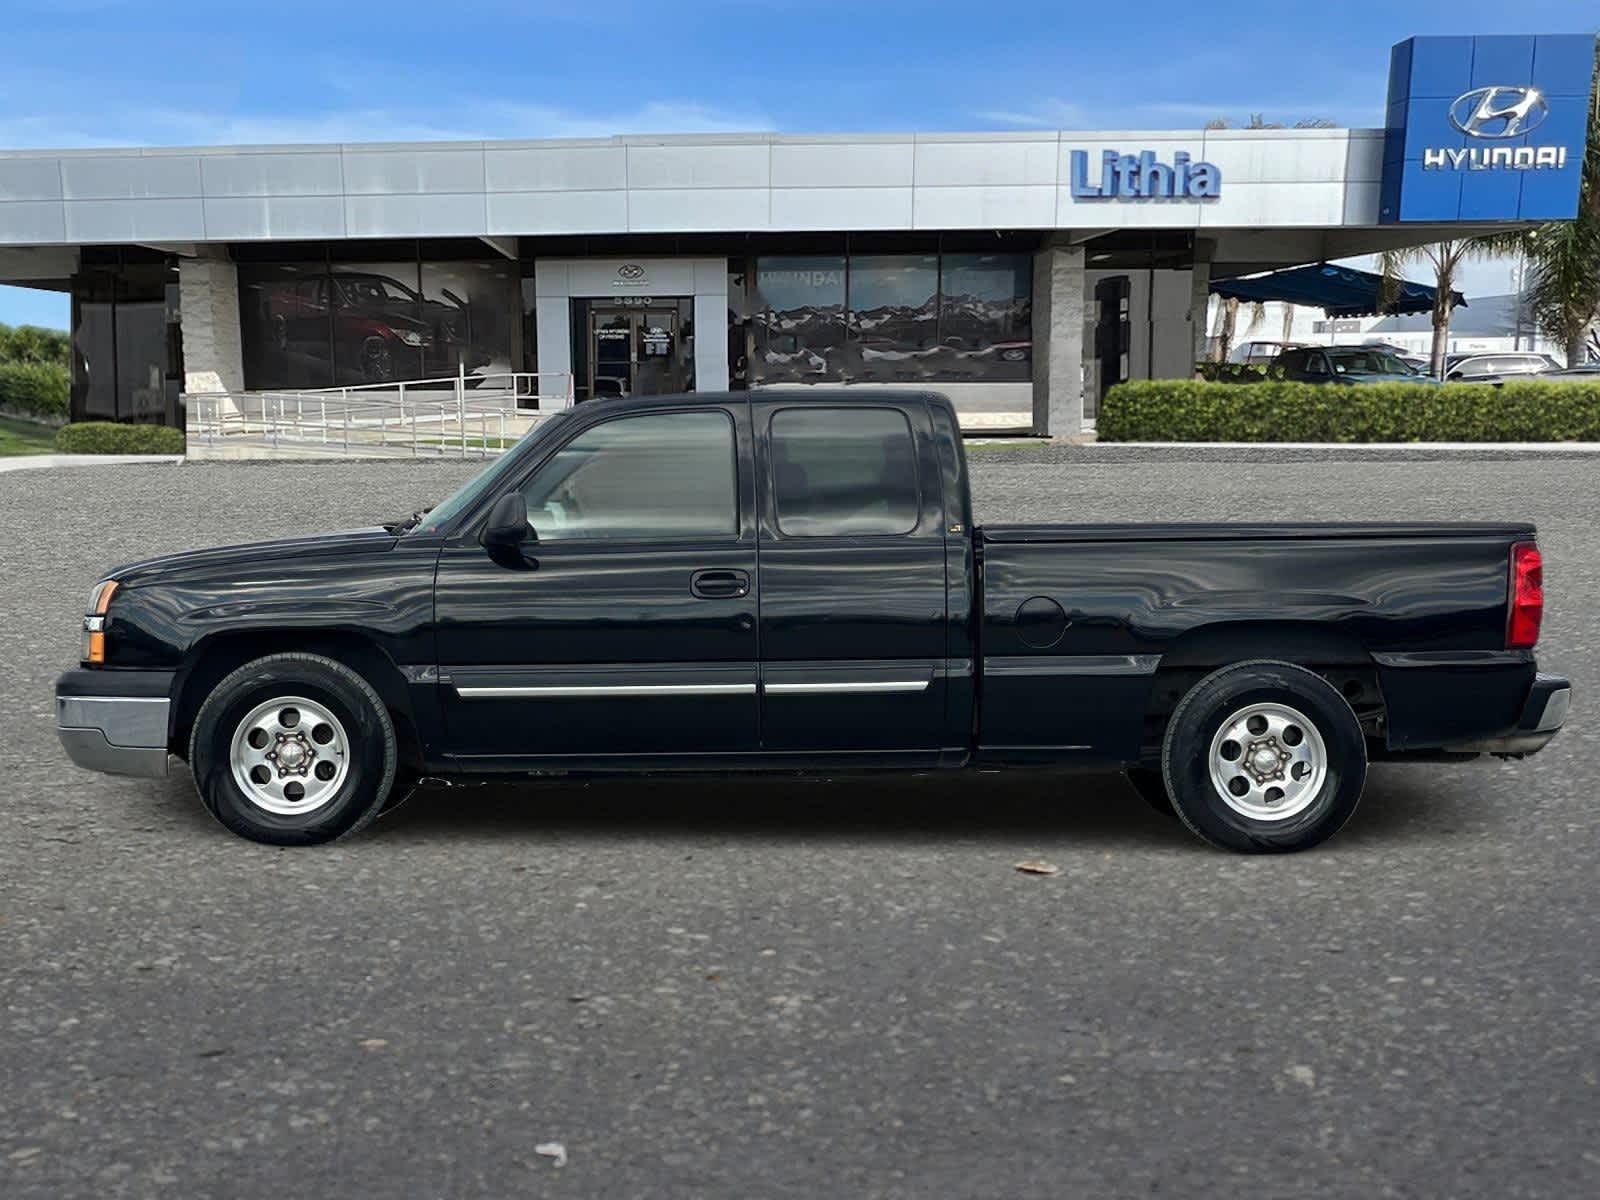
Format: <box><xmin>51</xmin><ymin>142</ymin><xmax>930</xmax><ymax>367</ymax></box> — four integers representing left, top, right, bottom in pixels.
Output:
<box><xmin>3</xmin><ymin>448</ymin><xmax>1597</xmax><ymax>1198</ymax></box>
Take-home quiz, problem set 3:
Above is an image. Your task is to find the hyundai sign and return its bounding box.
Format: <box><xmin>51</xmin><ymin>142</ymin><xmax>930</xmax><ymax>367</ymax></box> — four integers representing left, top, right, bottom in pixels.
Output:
<box><xmin>1380</xmin><ymin>35</ymin><xmax>1596</xmax><ymax>223</ymax></box>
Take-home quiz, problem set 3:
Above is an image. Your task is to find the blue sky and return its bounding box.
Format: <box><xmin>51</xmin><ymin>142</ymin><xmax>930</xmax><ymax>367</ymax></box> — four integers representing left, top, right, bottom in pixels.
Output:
<box><xmin>3</xmin><ymin>0</ymin><xmax>1597</xmax><ymax>329</ymax></box>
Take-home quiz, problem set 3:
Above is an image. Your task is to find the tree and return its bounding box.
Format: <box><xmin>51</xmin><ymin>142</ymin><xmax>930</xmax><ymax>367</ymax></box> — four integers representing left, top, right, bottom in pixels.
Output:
<box><xmin>0</xmin><ymin>322</ymin><xmax>70</xmax><ymax>368</ymax></box>
<box><xmin>1502</xmin><ymin>39</ymin><xmax>1600</xmax><ymax>366</ymax></box>
<box><xmin>1378</xmin><ymin>239</ymin><xmax>1504</xmax><ymax>377</ymax></box>
<box><xmin>1205</xmin><ymin>115</ymin><xmax>1338</xmax><ymax>130</ymax></box>
<box><xmin>1209</xmin><ymin>296</ymin><xmax>1239</xmax><ymax>362</ymax></box>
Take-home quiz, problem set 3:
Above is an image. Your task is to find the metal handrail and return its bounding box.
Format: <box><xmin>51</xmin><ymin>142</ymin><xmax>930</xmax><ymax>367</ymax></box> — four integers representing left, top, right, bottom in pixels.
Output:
<box><xmin>184</xmin><ymin>368</ymin><xmax>572</xmax><ymax>458</ymax></box>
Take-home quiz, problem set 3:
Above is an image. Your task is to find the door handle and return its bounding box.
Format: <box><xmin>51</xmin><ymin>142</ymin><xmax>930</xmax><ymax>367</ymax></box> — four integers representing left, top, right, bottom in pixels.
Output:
<box><xmin>690</xmin><ymin>568</ymin><xmax>750</xmax><ymax>599</ymax></box>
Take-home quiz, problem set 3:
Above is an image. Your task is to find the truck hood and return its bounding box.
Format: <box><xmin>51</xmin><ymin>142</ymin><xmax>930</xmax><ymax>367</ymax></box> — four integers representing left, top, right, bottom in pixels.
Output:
<box><xmin>108</xmin><ymin>527</ymin><xmax>399</xmax><ymax>588</ymax></box>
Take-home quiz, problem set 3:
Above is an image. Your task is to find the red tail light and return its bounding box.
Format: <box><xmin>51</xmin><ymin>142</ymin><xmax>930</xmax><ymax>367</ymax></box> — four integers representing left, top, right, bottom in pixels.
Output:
<box><xmin>1507</xmin><ymin>541</ymin><xmax>1543</xmax><ymax>649</ymax></box>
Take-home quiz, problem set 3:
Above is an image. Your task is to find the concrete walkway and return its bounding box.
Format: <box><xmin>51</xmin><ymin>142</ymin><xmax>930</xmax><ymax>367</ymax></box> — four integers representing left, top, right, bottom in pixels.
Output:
<box><xmin>0</xmin><ymin>454</ymin><xmax>184</xmax><ymax>474</ymax></box>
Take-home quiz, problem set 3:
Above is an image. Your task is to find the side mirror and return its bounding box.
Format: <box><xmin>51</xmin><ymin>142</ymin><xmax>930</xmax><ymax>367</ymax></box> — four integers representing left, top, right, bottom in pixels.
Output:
<box><xmin>480</xmin><ymin>492</ymin><xmax>529</xmax><ymax>547</ymax></box>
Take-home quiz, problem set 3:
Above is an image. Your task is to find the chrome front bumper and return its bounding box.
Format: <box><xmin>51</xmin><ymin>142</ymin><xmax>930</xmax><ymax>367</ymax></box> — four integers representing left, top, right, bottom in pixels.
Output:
<box><xmin>56</xmin><ymin>671</ymin><xmax>174</xmax><ymax>778</ymax></box>
<box><xmin>1454</xmin><ymin>673</ymin><xmax>1571</xmax><ymax>757</ymax></box>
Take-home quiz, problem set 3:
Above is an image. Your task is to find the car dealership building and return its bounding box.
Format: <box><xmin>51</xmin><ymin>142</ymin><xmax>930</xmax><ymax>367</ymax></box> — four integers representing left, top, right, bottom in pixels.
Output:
<box><xmin>0</xmin><ymin>34</ymin><xmax>1593</xmax><ymax>439</ymax></box>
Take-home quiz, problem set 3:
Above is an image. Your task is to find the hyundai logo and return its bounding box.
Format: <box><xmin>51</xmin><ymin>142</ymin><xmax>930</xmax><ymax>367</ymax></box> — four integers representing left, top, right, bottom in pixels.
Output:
<box><xmin>616</xmin><ymin>263</ymin><xmax>646</xmax><ymax>281</ymax></box>
<box><xmin>1448</xmin><ymin>86</ymin><xmax>1549</xmax><ymax>139</ymax></box>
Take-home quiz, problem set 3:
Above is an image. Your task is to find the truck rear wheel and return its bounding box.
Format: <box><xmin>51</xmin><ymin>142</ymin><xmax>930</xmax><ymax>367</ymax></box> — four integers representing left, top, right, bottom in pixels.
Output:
<box><xmin>188</xmin><ymin>653</ymin><xmax>397</xmax><ymax>846</ymax></box>
<box><xmin>1161</xmin><ymin>660</ymin><xmax>1366</xmax><ymax>853</ymax></box>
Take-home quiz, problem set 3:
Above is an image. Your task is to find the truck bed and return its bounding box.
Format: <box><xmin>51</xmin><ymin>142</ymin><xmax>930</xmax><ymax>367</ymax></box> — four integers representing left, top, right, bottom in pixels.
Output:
<box><xmin>975</xmin><ymin>519</ymin><xmax>1536</xmax><ymax>762</ymax></box>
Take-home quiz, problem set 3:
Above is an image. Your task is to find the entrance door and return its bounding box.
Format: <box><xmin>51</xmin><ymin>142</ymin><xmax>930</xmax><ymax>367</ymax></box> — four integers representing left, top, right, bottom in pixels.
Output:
<box><xmin>590</xmin><ymin>309</ymin><xmax>634</xmax><ymax>399</ymax></box>
<box><xmin>587</xmin><ymin>307</ymin><xmax>684</xmax><ymax>399</ymax></box>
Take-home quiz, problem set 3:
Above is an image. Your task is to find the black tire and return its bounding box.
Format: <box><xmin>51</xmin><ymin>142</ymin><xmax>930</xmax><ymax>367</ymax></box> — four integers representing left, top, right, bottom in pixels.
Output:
<box><xmin>1124</xmin><ymin>767</ymin><xmax>1176</xmax><ymax>817</ymax></box>
<box><xmin>188</xmin><ymin>653</ymin><xmax>397</xmax><ymax>846</ymax></box>
<box><xmin>1161</xmin><ymin>660</ymin><xmax>1366</xmax><ymax>854</ymax></box>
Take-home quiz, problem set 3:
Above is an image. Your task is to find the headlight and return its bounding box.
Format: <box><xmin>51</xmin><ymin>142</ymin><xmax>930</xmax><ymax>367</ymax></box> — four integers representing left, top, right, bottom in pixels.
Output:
<box><xmin>396</xmin><ymin>329</ymin><xmax>427</xmax><ymax>347</ymax></box>
<box><xmin>82</xmin><ymin>580</ymin><xmax>118</xmax><ymax>664</ymax></box>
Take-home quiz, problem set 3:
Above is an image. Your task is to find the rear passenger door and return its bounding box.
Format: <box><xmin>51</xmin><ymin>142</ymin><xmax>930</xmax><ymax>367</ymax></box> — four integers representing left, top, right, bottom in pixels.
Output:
<box><xmin>753</xmin><ymin>400</ymin><xmax>950</xmax><ymax>761</ymax></box>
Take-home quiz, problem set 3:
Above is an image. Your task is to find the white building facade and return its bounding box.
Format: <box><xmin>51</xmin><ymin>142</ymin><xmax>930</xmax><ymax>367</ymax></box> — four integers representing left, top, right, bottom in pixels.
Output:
<box><xmin>0</xmin><ymin>35</ymin><xmax>1591</xmax><ymax>436</ymax></box>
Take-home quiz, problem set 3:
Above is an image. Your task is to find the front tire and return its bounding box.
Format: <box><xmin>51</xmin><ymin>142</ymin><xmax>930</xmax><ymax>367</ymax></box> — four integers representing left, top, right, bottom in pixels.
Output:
<box><xmin>188</xmin><ymin>653</ymin><xmax>397</xmax><ymax>845</ymax></box>
<box><xmin>1161</xmin><ymin>661</ymin><xmax>1366</xmax><ymax>853</ymax></box>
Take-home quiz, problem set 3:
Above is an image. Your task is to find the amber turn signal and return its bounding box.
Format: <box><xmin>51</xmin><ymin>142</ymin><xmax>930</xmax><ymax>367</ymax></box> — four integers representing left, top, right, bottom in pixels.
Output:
<box><xmin>82</xmin><ymin>580</ymin><xmax>119</xmax><ymax>663</ymax></box>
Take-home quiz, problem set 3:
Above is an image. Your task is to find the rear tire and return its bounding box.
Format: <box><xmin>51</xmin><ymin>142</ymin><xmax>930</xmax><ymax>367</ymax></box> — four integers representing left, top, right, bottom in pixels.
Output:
<box><xmin>188</xmin><ymin>653</ymin><xmax>397</xmax><ymax>846</ymax></box>
<box><xmin>1161</xmin><ymin>660</ymin><xmax>1366</xmax><ymax>853</ymax></box>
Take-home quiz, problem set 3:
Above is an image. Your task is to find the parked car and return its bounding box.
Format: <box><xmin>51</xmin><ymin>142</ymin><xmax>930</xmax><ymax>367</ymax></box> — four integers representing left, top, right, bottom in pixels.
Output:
<box><xmin>1535</xmin><ymin>363</ymin><xmax>1600</xmax><ymax>381</ymax></box>
<box><xmin>1274</xmin><ymin>346</ymin><xmax>1430</xmax><ymax>383</ymax></box>
<box><xmin>1444</xmin><ymin>352</ymin><xmax>1561</xmax><ymax>383</ymax></box>
<box><xmin>57</xmin><ymin>391</ymin><xmax>1568</xmax><ymax>854</ymax></box>
<box><xmin>1352</xmin><ymin>340</ymin><xmax>1430</xmax><ymax>372</ymax></box>
<box><xmin>267</xmin><ymin>271</ymin><xmax>491</xmax><ymax>383</ymax></box>
<box><xmin>1228</xmin><ymin>339</ymin><xmax>1304</xmax><ymax>366</ymax></box>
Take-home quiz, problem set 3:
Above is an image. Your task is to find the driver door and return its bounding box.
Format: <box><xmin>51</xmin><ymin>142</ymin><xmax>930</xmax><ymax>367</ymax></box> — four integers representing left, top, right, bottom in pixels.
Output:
<box><xmin>433</xmin><ymin>401</ymin><xmax>759</xmax><ymax>764</ymax></box>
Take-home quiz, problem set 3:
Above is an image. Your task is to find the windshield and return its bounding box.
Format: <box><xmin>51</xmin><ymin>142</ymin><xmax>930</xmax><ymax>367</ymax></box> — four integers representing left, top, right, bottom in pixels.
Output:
<box><xmin>413</xmin><ymin>412</ymin><xmax>571</xmax><ymax>534</ymax></box>
<box><xmin>336</xmin><ymin>275</ymin><xmax>420</xmax><ymax>307</ymax></box>
<box><xmin>1327</xmin><ymin>349</ymin><xmax>1413</xmax><ymax>375</ymax></box>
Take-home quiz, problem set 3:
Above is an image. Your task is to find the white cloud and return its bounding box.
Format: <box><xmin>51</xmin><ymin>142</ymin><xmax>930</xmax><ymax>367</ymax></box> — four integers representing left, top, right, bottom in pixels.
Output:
<box><xmin>0</xmin><ymin>98</ymin><xmax>774</xmax><ymax>150</ymax></box>
<box><xmin>970</xmin><ymin>98</ymin><xmax>1090</xmax><ymax>129</ymax></box>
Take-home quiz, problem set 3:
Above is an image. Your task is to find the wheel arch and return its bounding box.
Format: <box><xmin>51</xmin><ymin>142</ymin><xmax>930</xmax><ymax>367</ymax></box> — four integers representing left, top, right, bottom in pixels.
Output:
<box><xmin>1139</xmin><ymin>621</ymin><xmax>1385</xmax><ymax>762</ymax></box>
<box><xmin>172</xmin><ymin>629</ymin><xmax>422</xmax><ymax>773</ymax></box>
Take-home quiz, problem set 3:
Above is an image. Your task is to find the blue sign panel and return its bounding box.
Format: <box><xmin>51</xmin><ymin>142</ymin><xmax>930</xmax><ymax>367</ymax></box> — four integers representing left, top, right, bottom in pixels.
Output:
<box><xmin>1380</xmin><ymin>35</ymin><xmax>1596</xmax><ymax>223</ymax></box>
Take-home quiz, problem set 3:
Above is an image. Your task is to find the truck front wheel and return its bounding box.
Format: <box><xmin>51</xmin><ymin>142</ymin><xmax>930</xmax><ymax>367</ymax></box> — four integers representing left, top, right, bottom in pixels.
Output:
<box><xmin>188</xmin><ymin>653</ymin><xmax>398</xmax><ymax>845</ymax></box>
<box><xmin>1161</xmin><ymin>661</ymin><xmax>1366</xmax><ymax>853</ymax></box>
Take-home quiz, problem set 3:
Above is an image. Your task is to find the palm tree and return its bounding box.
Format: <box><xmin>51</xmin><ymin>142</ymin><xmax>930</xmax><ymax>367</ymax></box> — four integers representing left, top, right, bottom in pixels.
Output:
<box><xmin>1378</xmin><ymin>239</ymin><xmax>1503</xmax><ymax>378</ymax></box>
<box><xmin>1500</xmin><ymin>40</ymin><xmax>1600</xmax><ymax>366</ymax></box>
<box><xmin>1210</xmin><ymin>296</ymin><xmax>1239</xmax><ymax>362</ymax></box>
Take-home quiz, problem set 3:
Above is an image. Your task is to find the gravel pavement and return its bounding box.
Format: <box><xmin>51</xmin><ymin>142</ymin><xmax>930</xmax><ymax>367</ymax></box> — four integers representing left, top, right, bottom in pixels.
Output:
<box><xmin>2</xmin><ymin>449</ymin><xmax>1596</xmax><ymax>1198</ymax></box>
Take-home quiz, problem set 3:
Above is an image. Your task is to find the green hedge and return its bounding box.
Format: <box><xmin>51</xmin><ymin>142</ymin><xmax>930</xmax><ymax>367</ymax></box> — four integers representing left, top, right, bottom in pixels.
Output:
<box><xmin>55</xmin><ymin>422</ymin><xmax>186</xmax><ymax>455</ymax></box>
<box><xmin>0</xmin><ymin>361</ymin><xmax>70</xmax><ymax>422</ymax></box>
<box><xmin>1099</xmin><ymin>379</ymin><xmax>1600</xmax><ymax>442</ymax></box>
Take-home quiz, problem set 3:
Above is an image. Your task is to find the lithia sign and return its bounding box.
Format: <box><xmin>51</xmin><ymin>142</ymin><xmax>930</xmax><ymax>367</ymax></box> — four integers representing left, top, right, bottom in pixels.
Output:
<box><xmin>1068</xmin><ymin>149</ymin><xmax>1222</xmax><ymax>200</ymax></box>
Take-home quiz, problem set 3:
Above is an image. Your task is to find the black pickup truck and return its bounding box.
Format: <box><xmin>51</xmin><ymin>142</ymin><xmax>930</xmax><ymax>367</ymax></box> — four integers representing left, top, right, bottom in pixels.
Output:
<box><xmin>57</xmin><ymin>390</ymin><xmax>1569</xmax><ymax>852</ymax></box>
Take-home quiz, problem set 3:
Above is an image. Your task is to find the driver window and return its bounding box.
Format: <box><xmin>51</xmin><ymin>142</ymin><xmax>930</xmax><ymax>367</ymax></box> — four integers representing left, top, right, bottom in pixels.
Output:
<box><xmin>1306</xmin><ymin>353</ymin><xmax>1330</xmax><ymax>376</ymax></box>
<box><xmin>519</xmin><ymin>410</ymin><xmax>737</xmax><ymax>541</ymax></box>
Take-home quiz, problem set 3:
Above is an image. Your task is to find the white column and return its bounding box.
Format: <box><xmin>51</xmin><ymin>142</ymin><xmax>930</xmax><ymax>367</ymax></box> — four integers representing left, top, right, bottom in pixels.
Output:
<box><xmin>178</xmin><ymin>257</ymin><xmax>243</xmax><ymax>394</ymax></box>
<box><xmin>532</xmin><ymin>259</ymin><xmax>573</xmax><ymax>403</ymax></box>
<box><xmin>1031</xmin><ymin>241</ymin><xmax>1086</xmax><ymax>437</ymax></box>
<box><xmin>692</xmin><ymin>258</ymin><xmax>729</xmax><ymax>392</ymax></box>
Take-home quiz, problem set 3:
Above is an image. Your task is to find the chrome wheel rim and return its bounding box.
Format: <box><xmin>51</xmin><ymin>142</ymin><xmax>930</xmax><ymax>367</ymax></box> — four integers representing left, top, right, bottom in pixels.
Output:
<box><xmin>229</xmin><ymin>695</ymin><xmax>350</xmax><ymax>816</ymax></box>
<box><xmin>1207</xmin><ymin>701</ymin><xmax>1327</xmax><ymax>822</ymax></box>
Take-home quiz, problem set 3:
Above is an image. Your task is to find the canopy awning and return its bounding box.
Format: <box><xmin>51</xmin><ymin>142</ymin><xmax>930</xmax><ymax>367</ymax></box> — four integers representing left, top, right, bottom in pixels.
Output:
<box><xmin>1209</xmin><ymin>263</ymin><xmax>1466</xmax><ymax>319</ymax></box>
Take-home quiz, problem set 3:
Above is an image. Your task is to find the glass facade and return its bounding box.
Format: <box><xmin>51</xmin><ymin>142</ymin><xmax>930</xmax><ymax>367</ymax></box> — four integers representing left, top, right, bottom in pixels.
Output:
<box><xmin>58</xmin><ymin>235</ymin><xmax>1040</xmax><ymax>430</ymax></box>
<box><xmin>70</xmin><ymin>257</ymin><xmax>183</xmax><ymax>425</ymax></box>
<box><xmin>751</xmin><ymin>256</ymin><xmax>847</xmax><ymax>382</ymax></box>
<box><xmin>238</xmin><ymin>248</ymin><xmax>518</xmax><ymax>390</ymax></box>
<box><xmin>751</xmin><ymin>250</ymin><xmax>1030</xmax><ymax>384</ymax></box>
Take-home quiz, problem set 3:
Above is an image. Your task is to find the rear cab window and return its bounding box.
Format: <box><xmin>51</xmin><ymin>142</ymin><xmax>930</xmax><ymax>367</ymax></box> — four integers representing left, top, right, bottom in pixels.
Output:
<box><xmin>769</xmin><ymin>407</ymin><xmax>920</xmax><ymax>537</ymax></box>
